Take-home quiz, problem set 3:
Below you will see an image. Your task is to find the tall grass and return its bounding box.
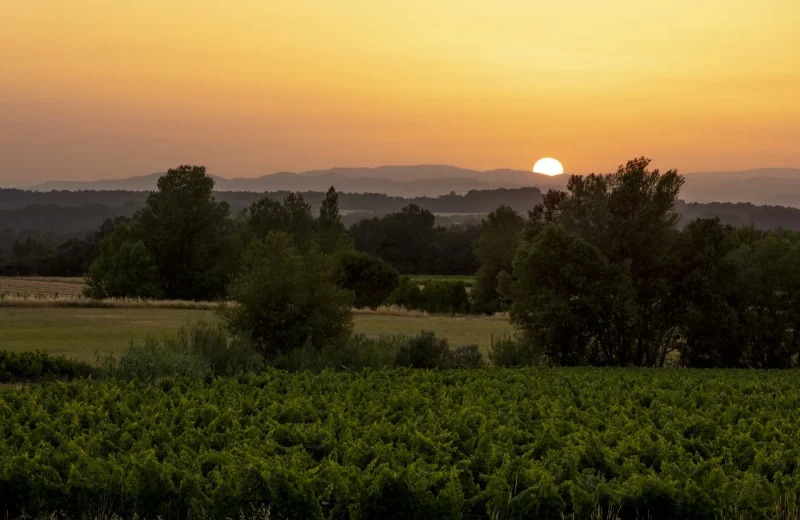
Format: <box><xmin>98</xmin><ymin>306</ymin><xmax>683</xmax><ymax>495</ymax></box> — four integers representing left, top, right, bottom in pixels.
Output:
<box><xmin>0</xmin><ymin>294</ymin><xmax>220</xmax><ymax>309</ymax></box>
<box><xmin>0</xmin><ymin>295</ymin><xmax>510</xmax><ymax>319</ymax></box>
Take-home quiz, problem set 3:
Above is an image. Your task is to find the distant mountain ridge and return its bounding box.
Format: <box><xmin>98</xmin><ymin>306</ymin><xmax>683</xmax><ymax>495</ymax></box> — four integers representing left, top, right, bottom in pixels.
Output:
<box><xmin>22</xmin><ymin>165</ymin><xmax>800</xmax><ymax>206</ymax></box>
<box><xmin>29</xmin><ymin>165</ymin><xmax>568</xmax><ymax>197</ymax></box>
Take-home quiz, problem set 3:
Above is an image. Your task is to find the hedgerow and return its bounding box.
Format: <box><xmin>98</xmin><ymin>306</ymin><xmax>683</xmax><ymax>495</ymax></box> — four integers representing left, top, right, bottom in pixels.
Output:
<box><xmin>2</xmin><ymin>369</ymin><xmax>800</xmax><ymax>519</ymax></box>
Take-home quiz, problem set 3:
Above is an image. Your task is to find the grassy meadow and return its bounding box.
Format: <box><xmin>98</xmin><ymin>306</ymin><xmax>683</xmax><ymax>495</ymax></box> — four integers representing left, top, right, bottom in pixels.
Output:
<box><xmin>0</xmin><ymin>276</ymin><xmax>85</xmax><ymax>298</ymax></box>
<box><xmin>0</xmin><ymin>307</ymin><xmax>511</xmax><ymax>363</ymax></box>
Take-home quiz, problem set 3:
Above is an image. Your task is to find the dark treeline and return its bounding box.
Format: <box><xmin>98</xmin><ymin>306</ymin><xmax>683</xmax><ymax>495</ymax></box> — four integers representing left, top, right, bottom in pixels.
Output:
<box><xmin>0</xmin><ymin>187</ymin><xmax>542</xmax><ymax>212</ymax></box>
<box><xmin>5</xmin><ymin>186</ymin><xmax>800</xmax><ymax>240</ymax></box>
<box><xmin>1</xmin><ymin>209</ymin><xmax>480</xmax><ymax>279</ymax></box>
<box><xmin>5</xmin><ymin>187</ymin><xmax>800</xmax><ymax>259</ymax></box>
<box><xmin>349</xmin><ymin>206</ymin><xmax>480</xmax><ymax>275</ymax></box>
<box><xmin>7</xmin><ymin>172</ymin><xmax>800</xmax><ymax>282</ymax></box>
<box><xmin>0</xmin><ymin>188</ymin><xmax>531</xmax><ymax>260</ymax></box>
<box><xmin>0</xmin><ymin>217</ymin><xmax>128</xmax><ymax>277</ymax></box>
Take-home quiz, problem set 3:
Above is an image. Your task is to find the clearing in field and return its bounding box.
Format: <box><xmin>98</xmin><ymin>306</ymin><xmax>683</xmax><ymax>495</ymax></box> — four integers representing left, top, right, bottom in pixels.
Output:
<box><xmin>0</xmin><ymin>307</ymin><xmax>512</xmax><ymax>363</ymax></box>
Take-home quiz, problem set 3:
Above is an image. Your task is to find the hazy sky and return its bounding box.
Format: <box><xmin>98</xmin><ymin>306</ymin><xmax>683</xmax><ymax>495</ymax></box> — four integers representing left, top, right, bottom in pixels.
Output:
<box><xmin>2</xmin><ymin>0</ymin><xmax>799</xmax><ymax>184</ymax></box>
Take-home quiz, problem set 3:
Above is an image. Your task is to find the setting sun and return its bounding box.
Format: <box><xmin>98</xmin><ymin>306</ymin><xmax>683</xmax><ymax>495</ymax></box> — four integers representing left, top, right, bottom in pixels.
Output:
<box><xmin>533</xmin><ymin>158</ymin><xmax>564</xmax><ymax>176</ymax></box>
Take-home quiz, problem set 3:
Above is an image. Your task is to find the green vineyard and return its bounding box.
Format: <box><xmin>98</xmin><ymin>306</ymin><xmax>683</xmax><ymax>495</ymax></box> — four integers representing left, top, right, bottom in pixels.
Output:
<box><xmin>2</xmin><ymin>369</ymin><xmax>800</xmax><ymax>519</ymax></box>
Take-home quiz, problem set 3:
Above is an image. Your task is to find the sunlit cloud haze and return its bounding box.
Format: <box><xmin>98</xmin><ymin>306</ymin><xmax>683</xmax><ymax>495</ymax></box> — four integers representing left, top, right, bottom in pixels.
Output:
<box><xmin>1</xmin><ymin>0</ymin><xmax>799</xmax><ymax>183</ymax></box>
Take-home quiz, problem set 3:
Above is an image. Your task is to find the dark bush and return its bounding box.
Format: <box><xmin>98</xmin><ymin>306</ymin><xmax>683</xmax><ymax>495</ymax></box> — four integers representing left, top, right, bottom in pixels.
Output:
<box><xmin>271</xmin><ymin>334</ymin><xmax>401</xmax><ymax>372</ymax></box>
<box><xmin>448</xmin><ymin>344</ymin><xmax>486</xmax><ymax>369</ymax></box>
<box><xmin>101</xmin><ymin>337</ymin><xmax>212</xmax><ymax>382</ymax></box>
<box><xmin>337</xmin><ymin>250</ymin><xmax>400</xmax><ymax>309</ymax></box>
<box><xmin>488</xmin><ymin>334</ymin><xmax>542</xmax><ymax>367</ymax></box>
<box><xmin>0</xmin><ymin>350</ymin><xmax>94</xmax><ymax>382</ymax></box>
<box><xmin>420</xmin><ymin>280</ymin><xmax>470</xmax><ymax>314</ymax></box>
<box><xmin>389</xmin><ymin>278</ymin><xmax>472</xmax><ymax>314</ymax></box>
<box><xmin>395</xmin><ymin>331</ymin><xmax>453</xmax><ymax>369</ymax></box>
<box><xmin>174</xmin><ymin>321</ymin><xmax>264</xmax><ymax>376</ymax></box>
<box><xmin>388</xmin><ymin>277</ymin><xmax>425</xmax><ymax>309</ymax></box>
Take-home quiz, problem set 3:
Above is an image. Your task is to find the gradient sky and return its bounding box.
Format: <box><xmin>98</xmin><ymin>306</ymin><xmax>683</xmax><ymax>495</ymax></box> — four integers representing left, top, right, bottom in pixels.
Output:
<box><xmin>2</xmin><ymin>0</ymin><xmax>799</xmax><ymax>184</ymax></box>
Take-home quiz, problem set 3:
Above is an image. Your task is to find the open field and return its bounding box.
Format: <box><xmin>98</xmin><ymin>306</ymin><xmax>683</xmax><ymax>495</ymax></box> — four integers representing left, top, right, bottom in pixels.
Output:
<box><xmin>0</xmin><ymin>276</ymin><xmax>85</xmax><ymax>298</ymax></box>
<box><xmin>0</xmin><ymin>307</ymin><xmax>512</xmax><ymax>362</ymax></box>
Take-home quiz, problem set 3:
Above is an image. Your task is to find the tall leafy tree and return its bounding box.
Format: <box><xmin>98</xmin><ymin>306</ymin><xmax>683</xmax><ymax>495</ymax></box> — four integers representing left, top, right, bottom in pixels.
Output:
<box><xmin>672</xmin><ymin>218</ymin><xmax>746</xmax><ymax>367</ymax></box>
<box><xmin>732</xmin><ymin>230</ymin><xmax>800</xmax><ymax>368</ymax></box>
<box><xmin>511</xmin><ymin>157</ymin><xmax>685</xmax><ymax>366</ymax></box>
<box><xmin>136</xmin><ymin>165</ymin><xmax>235</xmax><ymax>300</ymax></box>
<box><xmin>318</xmin><ymin>186</ymin><xmax>353</xmax><ymax>253</ymax></box>
<box><xmin>472</xmin><ymin>205</ymin><xmax>525</xmax><ymax>313</ymax></box>
<box><xmin>510</xmin><ymin>224</ymin><xmax>618</xmax><ymax>365</ymax></box>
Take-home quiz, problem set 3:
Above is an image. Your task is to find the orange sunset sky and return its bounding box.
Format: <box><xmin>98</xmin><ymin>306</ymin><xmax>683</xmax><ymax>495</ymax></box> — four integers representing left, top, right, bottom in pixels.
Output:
<box><xmin>1</xmin><ymin>0</ymin><xmax>799</xmax><ymax>184</ymax></box>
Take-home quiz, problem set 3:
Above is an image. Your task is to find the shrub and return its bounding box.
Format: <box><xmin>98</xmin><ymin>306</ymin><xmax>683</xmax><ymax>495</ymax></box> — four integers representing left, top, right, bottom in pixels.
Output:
<box><xmin>0</xmin><ymin>350</ymin><xmax>94</xmax><ymax>382</ymax></box>
<box><xmin>173</xmin><ymin>321</ymin><xmax>264</xmax><ymax>376</ymax></box>
<box><xmin>388</xmin><ymin>277</ymin><xmax>425</xmax><ymax>309</ymax></box>
<box><xmin>395</xmin><ymin>331</ymin><xmax>453</xmax><ymax>368</ymax></box>
<box><xmin>420</xmin><ymin>280</ymin><xmax>470</xmax><ymax>314</ymax></box>
<box><xmin>271</xmin><ymin>334</ymin><xmax>401</xmax><ymax>372</ymax></box>
<box><xmin>389</xmin><ymin>278</ymin><xmax>471</xmax><ymax>314</ymax></box>
<box><xmin>223</xmin><ymin>231</ymin><xmax>354</xmax><ymax>358</ymax></box>
<box><xmin>489</xmin><ymin>334</ymin><xmax>542</xmax><ymax>367</ymax></box>
<box><xmin>337</xmin><ymin>250</ymin><xmax>400</xmax><ymax>309</ymax></box>
<box><xmin>102</xmin><ymin>337</ymin><xmax>212</xmax><ymax>381</ymax></box>
<box><xmin>449</xmin><ymin>344</ymin><xmax>486</xmax><ymax>369</ymax></box>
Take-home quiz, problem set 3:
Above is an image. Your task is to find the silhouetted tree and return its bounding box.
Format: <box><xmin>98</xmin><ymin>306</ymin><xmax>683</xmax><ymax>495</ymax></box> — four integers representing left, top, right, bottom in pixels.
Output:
<box><xmin>510</xmin><ymin>157</ymin><xmax>685</xmax><ymax>366</ymax></box>
<box><xmin>136</xmin><ymin>165</ymin><xmax>235</xmax><ymax>300</ymax></box>
<box><xmin>472</xmin><ymin>205</ymin><xmax>524</xmax><ymax>313</ymax></box>
<box><xmin>318</xmin><ymin>186</ymin><xmax>353</xmax><ymax>253</ymax></box>
<box><xmin>672</xmin><ymin>218</ymin><xmax>746</xmax><ymax>367</ymax></box>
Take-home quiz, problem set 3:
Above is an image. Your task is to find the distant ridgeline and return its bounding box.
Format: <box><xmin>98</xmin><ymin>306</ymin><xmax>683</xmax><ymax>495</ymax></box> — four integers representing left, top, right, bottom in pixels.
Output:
<box><xmin>3</xmin><ymin>186</ymin><xmax>800</xmax><ymax>243</ymax></box>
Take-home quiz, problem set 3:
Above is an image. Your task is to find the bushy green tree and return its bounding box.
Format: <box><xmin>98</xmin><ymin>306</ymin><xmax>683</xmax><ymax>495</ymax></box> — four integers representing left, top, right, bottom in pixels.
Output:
<box><xmin>337</xmin><ymin>250</ymin><xmax>399</xmax><ymax>309</ymax></box>
<box><xmin>732</xmin><ymin>229</ymin><xmax>800</xmax><ymax>368</ymax></box>
<box><xmin>137</xmin><ymin>165</ymin><xmax>235</xmax><ymax>300</ymax></box>
<box><xmin>472</xmin><ymin>205</ymin><xmax>524</xmax><ymax>313</ymax></box>
<box><xmin>509</xmin><ymin>224</ymin><xmax>615</xmax><ymax>365</ymax></box>
<box><xmin>84</xmin><ymin>222</ymin><xmax>163</xmax><ymax>299</ymax></box>
<box><xmin>672</xmin><ymin>218</ymin><xmax>745</xmax><ymax>367</ymax></box>
<box><xmin>510</xmin><ymin>157</ymin><xmax>684</xmax><ymax>366</ymax></box>
<box><xmin>222</xmin><ymin>231</ymin><xmax>354</xmax><ymax>358</ymax></box>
